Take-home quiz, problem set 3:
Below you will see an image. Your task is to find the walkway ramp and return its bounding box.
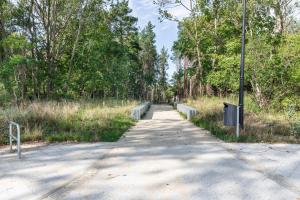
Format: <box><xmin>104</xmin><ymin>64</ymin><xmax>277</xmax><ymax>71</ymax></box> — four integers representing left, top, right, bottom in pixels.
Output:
<box><xmin>50</xmin><ymin>105</ymin><xmax>300</xmax><ymax>200</ymax></box>
<box><xmin>1</xmin><ymin>105</ymin><xmax>300</xmax><ymax>200</ymax></box>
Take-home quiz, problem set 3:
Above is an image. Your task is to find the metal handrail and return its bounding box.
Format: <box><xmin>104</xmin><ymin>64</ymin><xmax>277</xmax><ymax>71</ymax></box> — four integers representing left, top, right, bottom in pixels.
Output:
<box><xmin>9</xmin><ymin>121</ymin><xmax>21</xmax><ymax>159</ymax></box>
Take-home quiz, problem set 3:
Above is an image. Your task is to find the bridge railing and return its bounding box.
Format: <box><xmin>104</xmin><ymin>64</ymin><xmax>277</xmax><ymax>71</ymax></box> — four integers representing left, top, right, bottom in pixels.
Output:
<box><xmin>131</xmin><ymin>102</ymin><xmax>151</xmax><ymax>120</ymax></box>
<box><xmin>177</xmin><ymin>104</ymin><xmax>198</xmax><ymax>120</ymax></box>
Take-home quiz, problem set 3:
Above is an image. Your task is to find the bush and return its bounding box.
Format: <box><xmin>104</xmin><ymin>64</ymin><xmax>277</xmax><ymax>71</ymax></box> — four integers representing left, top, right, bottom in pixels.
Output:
<box><xmin>291</xmin><ymin>121</ymin><xmax>300</xmax><ymax>136</ymax></box>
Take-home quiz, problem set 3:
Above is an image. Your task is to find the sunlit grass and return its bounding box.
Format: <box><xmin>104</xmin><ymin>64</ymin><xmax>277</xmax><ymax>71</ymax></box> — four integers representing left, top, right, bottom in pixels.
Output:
<box><xmin>186</xmin><ymin>96</ymin><xmax>300</xmax><ymax>143</ymax></box>
<box><xmin>0</xmin><ymin>99</ymin><xmax>138</xmax><ymax>145</ymax></box>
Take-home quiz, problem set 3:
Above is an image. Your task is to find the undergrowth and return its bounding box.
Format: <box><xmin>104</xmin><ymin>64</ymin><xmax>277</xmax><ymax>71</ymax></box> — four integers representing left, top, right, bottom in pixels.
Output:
<box><xmin>0</xmin><ymin>100</ymin><xmax>138</xmax><ymax>145</ymax></box>
<box><xmin>186</xmin><ymin>96</ymin><xmax>300</xmax><ymax>143</ymax></box>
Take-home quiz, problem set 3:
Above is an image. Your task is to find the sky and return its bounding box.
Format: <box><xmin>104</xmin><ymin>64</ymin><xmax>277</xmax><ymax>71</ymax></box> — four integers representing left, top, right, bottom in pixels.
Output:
<box><xmin>128</xmin><ymin>0</ymin><xmax>189</xmax><ymax>78</ymax></box>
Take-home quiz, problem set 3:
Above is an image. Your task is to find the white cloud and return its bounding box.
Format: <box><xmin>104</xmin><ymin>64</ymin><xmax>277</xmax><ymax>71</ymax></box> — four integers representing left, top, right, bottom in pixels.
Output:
<box><xmin>135</xmin><ymin>0</ymin><xmax>155</xmax><ymax>7</ymax></box>
<box><xmin>169</xmin><ymin>6</ymin><xmax>190</xmax><ymax>19</ymax></box>
<box><xmin>130</xmin><ymin>0</ymin><xmax>189</xmax><ymax>19</ymax></box>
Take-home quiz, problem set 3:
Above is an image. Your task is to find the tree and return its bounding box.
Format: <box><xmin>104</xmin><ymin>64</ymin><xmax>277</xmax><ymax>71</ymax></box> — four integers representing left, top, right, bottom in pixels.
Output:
<box><xmin>157</xmin><ymin>47</ymin><xmax>169</xmax><ymax>101</ymax></box>
<box><xmin>0</xmin><ymin>0</ymin><xmax>147</xmax><ymax>102</ymax></box>
<box><xmin>169</xmin><ymin>0</ymin><xmax>299</xmax><ymax>110</ymax></box>
<box><xmin>155</xmin><ymin>0</ymin><xmax>206</xmax><ymax>95</ymax></box>
<box><xmin>139</xmin><ymin>22</ymin><xmax>158</xmax><ymax>99</ymax></box>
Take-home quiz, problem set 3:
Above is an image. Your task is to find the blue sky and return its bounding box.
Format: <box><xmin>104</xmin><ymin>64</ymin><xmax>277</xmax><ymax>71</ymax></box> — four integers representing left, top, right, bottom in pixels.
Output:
<box><xmin>128</xmin><ymin>0</ymin><xmax>189</xmax><ymax>78</ymax></box>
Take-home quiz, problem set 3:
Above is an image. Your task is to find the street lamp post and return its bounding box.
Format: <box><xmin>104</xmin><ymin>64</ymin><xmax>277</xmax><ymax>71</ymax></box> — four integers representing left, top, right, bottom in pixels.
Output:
<box><xmin>239</xmin><ymin>0</ymin><xmax>246</xmax><ymax>129</ymax></box>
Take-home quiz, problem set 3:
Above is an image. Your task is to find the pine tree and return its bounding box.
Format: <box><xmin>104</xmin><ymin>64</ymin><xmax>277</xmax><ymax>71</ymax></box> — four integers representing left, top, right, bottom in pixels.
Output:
<box><xmin>158</xmin><ymin>47</ymin><xmax>169</xmax><ymax>102</ymax></box>
<box><xmin>139</xmin><ymin>22</ymin><xmax>158</xmax><ymax>99</ymax></box>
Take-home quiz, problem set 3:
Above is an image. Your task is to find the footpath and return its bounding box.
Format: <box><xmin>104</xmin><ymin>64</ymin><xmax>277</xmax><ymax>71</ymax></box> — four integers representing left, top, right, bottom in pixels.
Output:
<box><xmin>1</xmin><ymin>105</ymin><xmax>300</xmax><ymax>200</ymax></box>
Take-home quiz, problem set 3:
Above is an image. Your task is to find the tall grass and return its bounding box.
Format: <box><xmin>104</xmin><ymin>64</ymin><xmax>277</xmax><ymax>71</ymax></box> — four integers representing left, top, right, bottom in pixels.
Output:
<box><xmin>0</xmin><ymin>100</ymin><xmax>138</xmax><ymax>145</ymax></box>
<box><xmin>187</xmin><ymin>96</ymin><xmax>300</xmax><ymax>143</ymax></box>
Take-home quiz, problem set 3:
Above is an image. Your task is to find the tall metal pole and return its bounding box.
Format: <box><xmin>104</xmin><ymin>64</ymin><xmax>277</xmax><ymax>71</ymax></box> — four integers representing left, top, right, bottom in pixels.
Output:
<box><xmin>239</xmin><ymin>0</ymin><xmax>246</xmax><ymax>129</ymax></box>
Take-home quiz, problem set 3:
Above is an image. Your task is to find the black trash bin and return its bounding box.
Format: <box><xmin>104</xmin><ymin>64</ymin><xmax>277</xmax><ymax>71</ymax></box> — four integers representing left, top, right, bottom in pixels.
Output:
<box><xmin>224</xmin><ymin>103</ymin><xmax>237</xmax><ymax>126</ymax></box>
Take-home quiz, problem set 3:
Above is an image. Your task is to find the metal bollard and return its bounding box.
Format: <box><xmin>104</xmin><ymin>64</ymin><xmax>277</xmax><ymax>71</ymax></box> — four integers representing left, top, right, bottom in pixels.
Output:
<box><xmin>236</xmin><ymin>106</ymin><xmax>240</xmax><ymax>138</ymax></box>
<box><xmin>9</xmin><ymin>121</ymin><xmax>21</xmax><ymax>159</ymax></box>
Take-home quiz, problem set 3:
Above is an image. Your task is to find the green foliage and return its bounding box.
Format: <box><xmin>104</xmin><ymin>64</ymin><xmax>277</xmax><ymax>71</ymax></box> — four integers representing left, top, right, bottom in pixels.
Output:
<box><xmin>0</xmin><ymin>0</ymin><xmax>156</xmax><ymax>102</ymax></box>
<box><xmin>207</xmin><ymin>55</ymin><xmax>240</xmax><ymax>92</ymax></box>
<box><xmin>158</xmin><ymin>47</ymin><xmax>169</xmax><ymax>90</ymax></box>
<box><xmin>290</xmin><ymin>121</ymin><xmax>300</xmax><ymax>136</ymax></box>
<box><xmin>285</xmin><ymin>104</ymin><xmax>300</xmax><ymax>136</ymax></box>
<box><xmin>0</xmin><ymin>1</ymin><xmax>164</xmax><ymax>146</ymax></box>
<box><xmin>139</xmin><ymin>22</ymin><xmax>158</xmax><ymax>90</ymax></box>
<box><xmin>163</xmin><ymin>0</ymin><xmax>300</xmax><ymax>112</ymax></box>
<box><xmin>155</xmin><ymin>47</ymin><xmax>169</xmax><ymax>102</ymax></box>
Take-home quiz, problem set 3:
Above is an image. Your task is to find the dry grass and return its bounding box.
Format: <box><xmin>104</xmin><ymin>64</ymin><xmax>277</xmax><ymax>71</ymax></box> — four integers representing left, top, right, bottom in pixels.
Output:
<box><xmin>0</xmin><ymin>99</ymin><xmax>138</xmax><ymax>145</ymax></box>
<box><xmin>187</xmin><ymin>96</ymin><xmax>300</xmax><ymax>143</ymax></box>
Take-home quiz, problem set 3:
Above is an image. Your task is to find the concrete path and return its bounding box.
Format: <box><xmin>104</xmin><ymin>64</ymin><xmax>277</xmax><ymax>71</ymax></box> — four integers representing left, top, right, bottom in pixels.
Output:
<box><xmin>0</xmin><ymin>143</ymin><xmax>115</xmax><ymax>200</ymax></box>
<box><xmin>1</xmin><ymin>104</ymin><xmax>300</xmax><ymax>200</ymax></box>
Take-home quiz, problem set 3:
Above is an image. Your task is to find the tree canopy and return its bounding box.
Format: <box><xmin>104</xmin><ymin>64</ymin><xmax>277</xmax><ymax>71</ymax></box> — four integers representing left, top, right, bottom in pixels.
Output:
<box><xmin>0</xmin><ymin>0</ymin><xmax>169</xmax><ymax>104</ymax></box>
<box><xmin>157</xmin><ymin>0</ymin><xmax>300</xmax><ymax>110</ymax></box>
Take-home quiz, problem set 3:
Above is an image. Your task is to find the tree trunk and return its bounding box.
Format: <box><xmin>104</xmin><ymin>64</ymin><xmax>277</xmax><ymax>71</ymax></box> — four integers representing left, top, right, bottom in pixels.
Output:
<box><xmin>194</xmin><ymin>34</ymin><xmax>203</xmax><ymax>96</ymax></box>
<box><xmin>276</xmin><ymin>0</ymin><xmax>284</xmax><ymax>34</ymax></box>
<box><xmin>66</xmin><ymin>2</ymin><xmax>85</xmax><ymax>92</ymax></box>
<box><xmin>187</xmin><ymin>0</ymin><xmax>203</xmax><ymax>97</ymax></box>
<box><xmin>183</xmin><ymin>56</ymin><xmax>188</xmax><ymax>98</ymax></box>
<box><xmin>251</xmin><ymin>70</ymin><xmax>268</xmax><ymax>108</ymax></box>
<box><xmin>212</xmin><ymin>16</ymin><xmax>218</xmax><ymax>69</ymax></box>
<box><xmin>189</xmin><ymin>78</ymin><xmax>193</xmax><ymax>97</ymax></box>
<box><xmin>206</xmin><ymin>84</ymin><xmax>213</xmax><ymax>96</ymax></box>
<box><xmin>29</xmin><ymin>0</ymin><xmax>40</xmax><ymax>99</ymax></box>
<box><xmin>178</xmin><ymin>72</ymin><xmax>181</xmax><ymax>101</ymax></box>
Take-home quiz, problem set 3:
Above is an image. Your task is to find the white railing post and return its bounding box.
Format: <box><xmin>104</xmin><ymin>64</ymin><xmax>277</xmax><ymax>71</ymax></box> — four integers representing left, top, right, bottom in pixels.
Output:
<box><xmin>17</xmin><ymin>124</ymin><xmax>21</xmax><ymax>159</ymax></box>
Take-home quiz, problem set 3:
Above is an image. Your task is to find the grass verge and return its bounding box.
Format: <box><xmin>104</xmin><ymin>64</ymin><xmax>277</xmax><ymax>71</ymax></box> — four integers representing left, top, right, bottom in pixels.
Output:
<box><xmin>186</xmin><ymin>96</ymin><xmax>300</xmax><ymax>143</ymax></box>
<box><xmin>0</xmin><ymin>100</ymin><xmax>138</xmax><ymax>145</ymax></box>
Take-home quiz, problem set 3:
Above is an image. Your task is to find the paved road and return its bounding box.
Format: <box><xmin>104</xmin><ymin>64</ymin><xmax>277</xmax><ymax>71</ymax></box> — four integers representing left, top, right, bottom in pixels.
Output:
<box><xmin>1</xmin><ymin>104</ymin><xmax>300</xmax><ymax>200</ymax></box>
